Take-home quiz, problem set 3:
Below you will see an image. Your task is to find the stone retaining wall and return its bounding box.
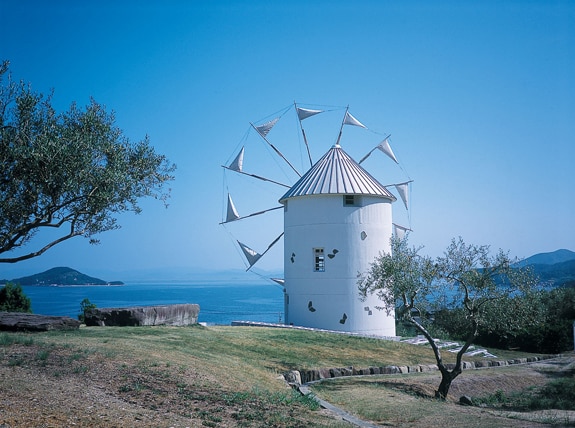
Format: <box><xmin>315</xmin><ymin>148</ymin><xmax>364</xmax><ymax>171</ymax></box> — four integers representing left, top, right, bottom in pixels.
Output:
<box><xmin>285</xmin><ymin>355</ymin><xmax>558</xmax><ymax>385</ymax></box>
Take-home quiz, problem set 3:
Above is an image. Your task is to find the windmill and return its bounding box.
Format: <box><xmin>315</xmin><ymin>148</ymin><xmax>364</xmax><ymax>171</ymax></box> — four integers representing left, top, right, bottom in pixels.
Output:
<box><xmin>221</xmin><ymin>103</ymin><xmax>411</xmax><ymax>336</ymax></box>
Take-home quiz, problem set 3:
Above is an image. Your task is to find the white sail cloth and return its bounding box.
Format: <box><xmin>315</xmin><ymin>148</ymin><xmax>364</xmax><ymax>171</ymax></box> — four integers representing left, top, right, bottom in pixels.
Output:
<box><xmin>297</xmin><ymin>107</ymin><xmax>323</xmax><ymax>121</ymax></box>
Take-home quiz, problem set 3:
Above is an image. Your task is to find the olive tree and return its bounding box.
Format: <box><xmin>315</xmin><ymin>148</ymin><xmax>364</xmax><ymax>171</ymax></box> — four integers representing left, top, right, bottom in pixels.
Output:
<box><xmin>0</xmin><ymin>61</ymin><xmax>176</xmax><ymax>263</ymax></box>
<box><xmin>359</xmin><ymin>236</ymin><xmax>540</xmax><ymax>399</ymax></box>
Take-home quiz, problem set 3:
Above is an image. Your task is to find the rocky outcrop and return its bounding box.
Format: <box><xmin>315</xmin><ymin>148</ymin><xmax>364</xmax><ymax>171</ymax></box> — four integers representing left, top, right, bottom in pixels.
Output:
<box><xmin>0</xmin><ymin>312</ymin><xmax>81</xmax><ymax>331</ymax></box>
<box><xmin>84</xmin><ymin>304</ymin><xmax>200</xmax><ymax>327</ymax></box>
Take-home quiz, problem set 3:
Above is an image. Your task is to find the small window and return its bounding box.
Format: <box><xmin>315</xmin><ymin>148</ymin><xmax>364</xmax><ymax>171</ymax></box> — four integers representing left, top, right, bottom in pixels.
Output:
<box><xmin>343</xmin><ymin>195</ymin><xmax>360</xmax><ymax>206</ymax></box>
<box><xmin>313</xmin><ymin>248</ymin><xmax>325</xmax><ymax>272</ymax></box>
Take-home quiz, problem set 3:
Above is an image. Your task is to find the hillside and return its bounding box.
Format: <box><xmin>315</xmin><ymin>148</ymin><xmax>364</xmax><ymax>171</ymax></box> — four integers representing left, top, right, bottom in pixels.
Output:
<box><xmin>0</xmin><ymin>326</ymin><xmax>572</xmax><ymax>427</ymax></box>
<box><xmin>529</xmin><ymin>259</ymin><xmax>575</xmax><ymax>287</ymax></box>
<box><xmin>513</xmin><ymin>249</ymin><xmax>575</xmax><ymax>287</ymax></box>
<box><xmin>517</xmin><ymin>248</ymin><xmax>575</xmax><ymax>266</ymax></box>
<box><xmin>5</xmin><ymin>267</ymin><xmax>123</xmax><ymax>286</ymax></box>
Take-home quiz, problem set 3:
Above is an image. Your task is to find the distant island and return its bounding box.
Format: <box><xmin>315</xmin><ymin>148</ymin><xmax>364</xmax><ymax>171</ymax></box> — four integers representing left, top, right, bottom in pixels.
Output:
<box><xmin>1</xmin><ymin>267</ymin><xmax>124</xmax><ymax>286</ymax></box>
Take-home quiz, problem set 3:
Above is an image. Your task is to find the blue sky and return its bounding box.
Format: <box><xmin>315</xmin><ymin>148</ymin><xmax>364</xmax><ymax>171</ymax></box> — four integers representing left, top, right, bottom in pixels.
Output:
<box><xmin>1</xmin><ymin>0</ymin><xmax>573</xmax><ymax>281</ymax></box>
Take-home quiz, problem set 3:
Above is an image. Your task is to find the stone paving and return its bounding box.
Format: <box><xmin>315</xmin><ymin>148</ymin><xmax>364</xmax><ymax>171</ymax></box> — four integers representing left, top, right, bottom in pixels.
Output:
<box><xmin>400</xmin><ymin>335</ymin><xmax>498</xmax><ymax>358</ymax></box>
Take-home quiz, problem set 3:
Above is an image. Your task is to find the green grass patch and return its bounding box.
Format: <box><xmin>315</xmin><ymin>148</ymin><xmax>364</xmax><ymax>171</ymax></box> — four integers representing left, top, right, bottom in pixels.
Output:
<box><xmin>476</xmin><ymin>377</ymin><xmax>575</xmax><ymax>411</ymax></box>
<box><xmin>35</xmin><ymin>349</ymin><xmax>50</xmax><ymax>362</ymax></box>
<box><xmin>0</xmin><ymin>332</ymin><xmax>35</xmax><ymax>346</ymax></box>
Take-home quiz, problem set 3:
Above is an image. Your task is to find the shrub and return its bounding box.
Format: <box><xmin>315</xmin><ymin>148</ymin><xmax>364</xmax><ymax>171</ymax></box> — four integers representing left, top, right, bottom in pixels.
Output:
<box><xmin>0</xmin><ymin>282</ymin><xmax>32</xmax><ymax>313</ymax></box>
<box><xmin>78</xmin><ymin>298</ymin><xmax>97</xmax><ymax>323</ymax></box>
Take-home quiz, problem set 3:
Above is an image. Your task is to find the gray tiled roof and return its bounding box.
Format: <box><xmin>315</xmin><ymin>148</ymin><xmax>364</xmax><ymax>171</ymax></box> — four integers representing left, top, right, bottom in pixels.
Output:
<box><xmin>279</xmin><ymin>145</ymin><xmax>396</xmax><ymax>202</ymax></box>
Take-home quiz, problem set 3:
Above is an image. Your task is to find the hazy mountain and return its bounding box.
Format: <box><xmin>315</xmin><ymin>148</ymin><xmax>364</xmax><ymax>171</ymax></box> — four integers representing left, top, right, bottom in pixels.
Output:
<box><xmin>4</xmin><ymin>267</ymin><xmax>123</xmax><ymax>286</ymax></box>
<box><xmin>516</xmin><ymin>249</ymin><xmax>575</xmax><ymax>267</ymax></box>
<box><xmin>528</xmin><ymin>259</ymin><xmax>575</xmax><ymax>287</ymax></box>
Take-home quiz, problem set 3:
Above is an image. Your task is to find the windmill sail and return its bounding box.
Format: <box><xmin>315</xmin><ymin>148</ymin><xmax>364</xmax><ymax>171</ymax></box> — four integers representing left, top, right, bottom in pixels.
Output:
<box><xmin>219</xmin><ymin>205</ymin><xmax>283</xmax><ymax>225</ymax></box>
<box><xmin>336</xmin><ymin>108</ymin><xmax>367</xmax><ymax>146</ymax></box>
<box><xmin>297</xmin><ymin>107</ymin><xmax>323</xmax><ymax>121</ymax></box>
<box><xmin>238</xmin><ymin>241</ymin><xmax>262</xmax><ymax>268</ymax></box>
<box><xmin>377</xmin><ymin>138</ymin><xmax>398</xmax><ymax>163</ymax></box>
<box><xmin>358</xmin><ymin>134</ymin><xmax>392</xmax><ymax>165</ymax></box>
<box><xmin>228</xmin><ymin>147</ymin><xmax>244</xmax><ymax>172</ymax></box>
<box><xmin>393</xmin><ymin>223</ymin><xmax>412</xmax><ymax>240</ymax></box>
<box><xmin>295</xmin><ymin>103</ymin><xmax>323</xmax><ymax>167</ymax></box>
<box><xmin>222</xmin><ymin>146</ymin><xmax>290</xmax><ymax>188</ymax></box>
<box><xmin>238</xmin><ymin>232</ymin><xmax>284</xmax><ymax>270</ymax></box>
<box><xmin>225</xmin><ymin>193</ymin><xmax>240</xmax><ymax>222</ymax></box>
<box><xmin>255</xmin><ymin>118</ymin><xmax>279</xmax><ymax>138</ymax></box>
<box><xmin>251</xmin><ymin>121</ymin><xmax>301</xmax><ymax>177</ymax></box>
<box><xmin>343</xmin><ymin>111</ymin><xmax>367</xmax><ymax>128</ymax></box>
<box><xmin>394</xmin><ymin>182</ymin><xmax>410</xmax><ymax>210</ymax></box>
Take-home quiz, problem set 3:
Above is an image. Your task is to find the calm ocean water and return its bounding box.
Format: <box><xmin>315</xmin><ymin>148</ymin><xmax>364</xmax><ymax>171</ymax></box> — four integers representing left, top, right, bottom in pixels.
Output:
<box><xmin>21</xmin><ymin>281</ymin><xmax>285</xmax><ymax>325</ymax></box>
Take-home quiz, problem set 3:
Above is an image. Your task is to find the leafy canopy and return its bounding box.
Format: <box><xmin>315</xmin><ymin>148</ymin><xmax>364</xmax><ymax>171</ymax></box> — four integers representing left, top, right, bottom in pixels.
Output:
<box><xmin>359</xmin><ymin>236</ymin><xmax>540</xmax><ymax>399</ymax></box>
<box><xmin>0</xmin><ymin>61</ymin><xmax>176</xmax><ymax>263</ymax></box>
<box><xmin>0</xmin><ymin>282</ymin><xmax>32</xmax><ymax>313</ymax></box>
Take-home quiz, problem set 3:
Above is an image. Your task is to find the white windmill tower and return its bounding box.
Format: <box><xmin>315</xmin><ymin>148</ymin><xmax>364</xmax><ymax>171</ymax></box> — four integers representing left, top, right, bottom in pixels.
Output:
<box><xmin>222</xmin><ymin>104</ymin><xmax>411</xmax><ymax>337</ymax></box>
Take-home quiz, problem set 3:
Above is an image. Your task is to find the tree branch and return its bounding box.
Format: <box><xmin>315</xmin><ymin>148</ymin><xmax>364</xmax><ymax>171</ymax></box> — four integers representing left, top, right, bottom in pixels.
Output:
<box><xmin>0</xmin><ymin>222</ymin><xmax>85</xmax><ymax>263</ymax></box>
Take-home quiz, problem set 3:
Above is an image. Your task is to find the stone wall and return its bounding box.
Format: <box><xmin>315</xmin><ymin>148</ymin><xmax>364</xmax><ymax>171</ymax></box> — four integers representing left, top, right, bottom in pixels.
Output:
<box><xmin>84</xmin><ymin>304</ymin><xmax>200</xmax><ymax>327</ymax></box>
<box><xmin>284</xmin><ymin>355</ymin><xmax>558</xmax><ymax>386</ymax></box>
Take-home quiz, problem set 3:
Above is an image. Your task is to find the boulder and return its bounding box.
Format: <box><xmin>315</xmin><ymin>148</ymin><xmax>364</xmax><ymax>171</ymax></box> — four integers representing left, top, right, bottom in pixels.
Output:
<box><xmin>84</xmin><ymin>304</ymin><xmax>200</xmax><ymax>327</ymax></box>
<box><xmin>0</xmin><ymin>312</ymin><xmax>81</xmax><ymax>332</ymax></box>
<box><xmin>284</xmin><ymin>370</ymin><xmax>302</xmax><ymax>385</ymax></box>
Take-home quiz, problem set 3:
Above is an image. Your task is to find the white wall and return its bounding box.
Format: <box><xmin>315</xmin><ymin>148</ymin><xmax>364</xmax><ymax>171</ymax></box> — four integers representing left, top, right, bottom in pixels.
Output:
<box><xmin>283</xmin><ymin>194</ymin><xmax>396</xmax><ymax>336</ymax></box>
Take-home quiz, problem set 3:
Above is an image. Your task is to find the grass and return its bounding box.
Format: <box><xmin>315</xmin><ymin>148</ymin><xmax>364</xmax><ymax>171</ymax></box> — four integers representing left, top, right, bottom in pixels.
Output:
<box><xmin>476</xmin><ymin>377</ymin><xmax>575</xmax><ymax>411</ymax></box>
<box><xmin>313</xmin><ymin>375</ymin><xmax>448</xmax><ymax>426</ymax></box>
<box><xmin>37</xmin><ymin>325</ymin><xmax>464</xmax><ymax>386</ymax></box>
<box><xmin>0</xmin><ymin>325</ymin><xmax>568</xmax><ymax>427</ymax></box>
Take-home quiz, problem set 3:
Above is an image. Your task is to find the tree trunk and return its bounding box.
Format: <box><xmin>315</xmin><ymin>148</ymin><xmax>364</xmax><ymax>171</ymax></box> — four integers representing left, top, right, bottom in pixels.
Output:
<box><xmin>406</xmin><ymin>317</ymin><xmax>462</xmax><ymax>400</ymax></box>
<box><xmin>435</xmin><ymin>364</ymin><xmax>462</xmax><ymax>400</ymax></box>
<box><xmin>435</xmin><ymin>372</ymin><xmax>453</xmax><ymax>399</ymax></box>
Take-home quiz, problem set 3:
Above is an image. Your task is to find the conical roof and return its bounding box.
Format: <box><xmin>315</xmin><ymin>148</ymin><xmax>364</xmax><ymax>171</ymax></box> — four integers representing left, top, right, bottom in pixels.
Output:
<box><xmin>279</xmin><ymin>145</ymin><xmax>396</xmax><ymax>202</ymax></box>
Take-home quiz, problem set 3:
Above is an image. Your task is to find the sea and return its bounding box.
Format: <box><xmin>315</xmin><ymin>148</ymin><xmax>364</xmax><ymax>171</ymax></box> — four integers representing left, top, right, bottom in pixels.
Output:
<box><xmin>20</xmin><ymin>281</ymin><xmax>285</xmax><ymax>325</ymax></box>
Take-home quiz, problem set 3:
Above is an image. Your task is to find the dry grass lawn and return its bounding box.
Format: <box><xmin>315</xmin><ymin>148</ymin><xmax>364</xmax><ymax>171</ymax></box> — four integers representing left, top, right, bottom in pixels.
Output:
<box><xmin>0</xmin><ymin>325</ymin><xmax>571</xmax><ymax>427</ymax></box>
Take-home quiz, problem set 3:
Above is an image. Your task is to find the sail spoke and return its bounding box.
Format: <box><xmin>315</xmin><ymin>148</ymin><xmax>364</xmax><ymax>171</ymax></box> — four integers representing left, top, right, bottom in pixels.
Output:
<box><xmin>250</xmin><ymin>122</ymin><xmax>302</xmax><ymax>178</ymax></box>
<box><xmin>336</xmin><ymin>107</ymin><xmax>368</xmax><ymax>147</ymax></box>
<box><xmin>222</xmin><ymin>166</ymin><xmax>290</xmax><ymax>188</ymax></box>
<box><xmin>220</xmin><ymin>205</ymin><xmax>283</xmax><ymax>224</ymax></box>
<box><xmin>358</xmin><ymin>134</ymin><xmax>393</xmax><ymax>165</ymax></box>
<box><xmin>295</xmin><ymin>102</ymin><xmax>324</xmax><ymax>168</ymax></box>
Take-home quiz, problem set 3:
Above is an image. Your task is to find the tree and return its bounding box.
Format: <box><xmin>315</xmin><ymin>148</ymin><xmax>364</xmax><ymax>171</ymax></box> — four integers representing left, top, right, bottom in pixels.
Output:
<box><xmin>78</xmin><ymin>297</ymin><xmax>97</xmax><ymax>323</ymax></box>
<box><xmin>359</xmin><ymin>236</ymin><xmax>539</xmax><ymax>399</ymax></box>
<box><xmin>0</xmin><ymin>61</ymin><xmax>176</xmax><ymax>263</ymax></box>
<box><xmin>0</xmin><ymin>282</ymin><xmax>32</xmax><ymax>312</ymax></box>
